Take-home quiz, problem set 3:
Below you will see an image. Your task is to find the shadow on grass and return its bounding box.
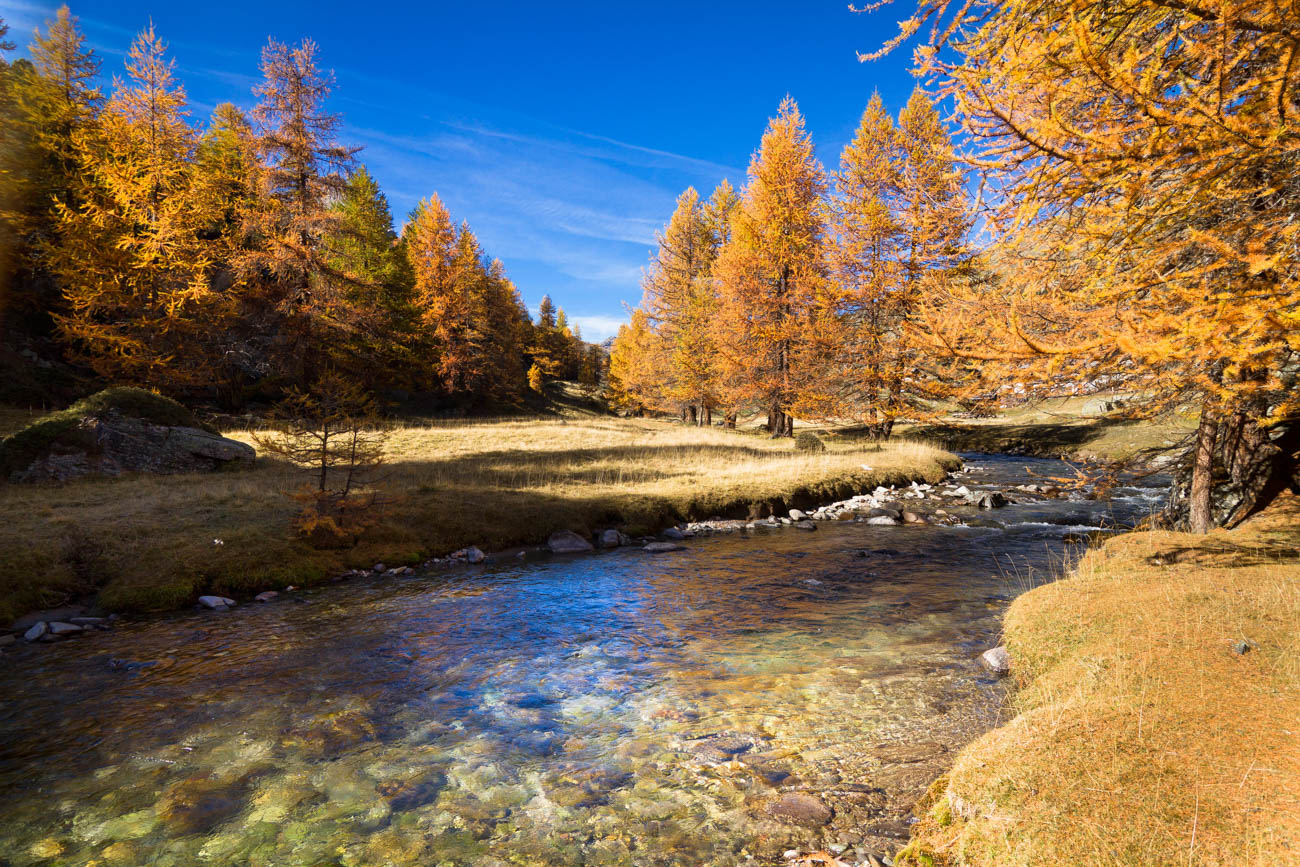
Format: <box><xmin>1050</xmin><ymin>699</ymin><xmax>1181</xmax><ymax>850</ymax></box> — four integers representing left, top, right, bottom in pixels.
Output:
<box><xmin>903</xmin><ymin>418</ymin><xmax>1167</xmax><ymax>458</ymax></box>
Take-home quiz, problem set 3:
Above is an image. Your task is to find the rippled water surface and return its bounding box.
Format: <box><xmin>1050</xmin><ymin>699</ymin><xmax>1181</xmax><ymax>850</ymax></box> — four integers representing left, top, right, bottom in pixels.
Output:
<box><xmin>0</xmin><ymin>456</ymin><xmax>1164</xmax><ymax>865</ymax></box>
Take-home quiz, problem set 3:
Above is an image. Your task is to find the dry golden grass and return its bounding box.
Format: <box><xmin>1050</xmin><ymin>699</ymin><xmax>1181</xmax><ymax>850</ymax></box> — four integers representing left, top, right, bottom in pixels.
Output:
<box><xmin>899</xmin><ymin>494</ymin><xmax>1300</xmax><ymax>866</ymax></box>
<box><xmin>0</xmin><ymin>417</ymin><xmax>956</xmax><ymax>621</ymax></box>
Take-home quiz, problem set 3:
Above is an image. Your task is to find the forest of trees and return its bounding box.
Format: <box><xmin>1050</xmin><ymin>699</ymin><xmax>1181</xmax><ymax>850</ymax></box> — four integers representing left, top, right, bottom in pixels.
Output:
<box><xmin>609</xmin><ymin>91</ymin><xmax>972</xmax><ymax>438</ymax></box>
<box><xmin>613</xmin><ymin>0</ymin><xmax>1298</xmax><ymax>532</ymax></box>
<box><xmin>0</xmin><ymin>7</ymin><xmax>604</xmax><ymax>411</ymax></box>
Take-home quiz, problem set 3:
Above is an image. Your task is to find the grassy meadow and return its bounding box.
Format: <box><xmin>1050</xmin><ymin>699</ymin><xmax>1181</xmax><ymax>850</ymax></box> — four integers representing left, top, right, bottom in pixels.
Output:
<box><xmin>901</xmin><ymin>393</ymin><xmax>1198</xmax><ymax>464</ymax></box>
<box><xmin>898</xmin><ymin>493</ymin><xmax>1300</xmax><ymax>866</ymax></box>
<box><xmin>0</xmin><ymin>415</ymin><xmax>957</xmax><ymax>622</ymax></box>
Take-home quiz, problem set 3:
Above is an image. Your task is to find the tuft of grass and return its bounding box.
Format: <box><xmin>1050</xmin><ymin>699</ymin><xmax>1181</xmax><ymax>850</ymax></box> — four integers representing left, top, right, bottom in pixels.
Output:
<box><xmin>0</xmin><ymin>416</ymin><xmax>957</xmax><ymax>621</ymax></box>
<box><xmin>899</xmin><ymin>493</ymin><xmax>1300</xmax><ymax>866</ymax></box>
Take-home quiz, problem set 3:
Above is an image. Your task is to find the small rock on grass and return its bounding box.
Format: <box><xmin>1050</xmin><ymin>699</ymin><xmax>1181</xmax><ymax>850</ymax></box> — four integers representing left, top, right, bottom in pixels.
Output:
<box><xmin>198</xmin><ymin>595</ymin><xmax>236</xmax><ymax>610</ymax></box>
<box><xmin>980</xmin><ymin>645</ymin><xmax>1011</xmax><ymax>675</ymax></box>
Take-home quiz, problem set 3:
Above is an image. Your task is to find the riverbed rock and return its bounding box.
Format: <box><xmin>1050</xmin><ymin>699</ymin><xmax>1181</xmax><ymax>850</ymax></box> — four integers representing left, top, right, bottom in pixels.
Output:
<box><xmin>377</xmin><ymin>766</ymin><xmax>449</xmax><ymax>812</ymax></box>
<box><xmin>866</xmin><ymin>516</ymin><xmax>899</xmax><ymax>526</ymax></box>
<box><xmin>47</xmin><ymin>621</ymin><xmax>83</xmax><ymax>636</ymax></box>
<box><xmin>463</xmin><ymin>546</ymin><xmax>486</xmax><ymax>564</ymax></box>
<box><xmin>788</xmin><ymin>508</ymin><xmax>808</xmax><ymax>521</ymax></box>
<box><xmin>254</xmin><ymin>591</ymin><xmax>279</xmax><ymax>603</ymax></box>
<box><xmin>23</xmin><ymin>621</ymin><xmax>47</xmax><ymax>642</ymax></box>
<box><xmin>598</xmin><ymin>529</ymin><xmax>622</xmax><ymax>548</ymax></box>
<box><xmin>980</xmin><ymin>646</ymin><xmax>1011</xmax><ymax>675</ymax></box>
<box><xmin>793</xmin><ymin>520</ymin><xmax>817</xmax><ymax>531</ymax></box>
<box><xmin>198</xmin><ymin>595</ymin><xmax>236</xmax><ymax>610</ymax></box>
<box><xmin>547</xmin><ymin>530</ymin><xmax>594</xmax><ymax>554</ymax></box>
<box><xmin>661</xmin><ymin>527</ymin><xmax>686</xmax><ymax>540</ymax></box>
<box><xmin>0</xmin><ymin>634</ymin><xmax>14</xmax><ymax>647</ymax></box>
<box><xmin>1</xmin><ymin>388</ymin><xmax>254</xmax><ymax>483</ymax></box>
<box><xmin>974</xmin><ymin>492</ymin><xmax>1009</xmax><ymax>509</ymax></box>
<box><xmin>901</xmin><ymin>509</ymin><xmax>928</xmax><ymax>524</ymax></box>
<box><xmin>158</xmin><ymin>773</ymin><xmax>252</xmax><ymax>835</ymax></box>
<box><xmin>643</xmin><ymin>542</ymin><xmax>685</xmax><ymax>553</ymax></box>
<box><xmin>762</xmin><ymin>792</ymin><xmax>833</xmax><ymax>827</ymax></box>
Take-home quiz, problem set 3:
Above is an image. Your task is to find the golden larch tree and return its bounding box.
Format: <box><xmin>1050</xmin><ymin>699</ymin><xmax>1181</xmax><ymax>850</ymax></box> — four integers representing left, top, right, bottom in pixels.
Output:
<box><xmin>866</xmin><ymin>0</ymin><xmax>1300</xmax><ymax>530</ymax></box>
<box><xmin>52</xmin><ymin>24</ymin><xmax>213</xmax><ymax>389</ymax></box>
<box><xmin>714</xmin><ymin>97</ymin><xmax>837</xmax><ymax>436</ymax></box>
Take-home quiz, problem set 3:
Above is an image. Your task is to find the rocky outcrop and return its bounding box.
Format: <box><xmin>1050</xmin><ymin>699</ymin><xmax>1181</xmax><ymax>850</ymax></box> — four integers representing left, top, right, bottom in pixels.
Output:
<box><xmin>1</xmin><ymin>388</ymin><xmax>254</xmax><ymax>483</ymax></box>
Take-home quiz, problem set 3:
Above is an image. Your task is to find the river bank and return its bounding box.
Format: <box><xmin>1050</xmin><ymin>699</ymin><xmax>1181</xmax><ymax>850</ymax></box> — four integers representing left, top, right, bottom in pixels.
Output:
<box><xmin>896</xmin><ymin>492</ymin><xmax>1300</xmax><ymax>866</ymax></box>
<box><xmin>0</xmin><ymin>417</ymin><xmax>958</xmax><ymax>624</ymax></box>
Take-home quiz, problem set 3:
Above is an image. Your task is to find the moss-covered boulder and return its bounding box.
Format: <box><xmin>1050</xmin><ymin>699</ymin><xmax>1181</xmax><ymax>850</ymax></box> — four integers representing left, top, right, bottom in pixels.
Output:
<box><xmin>0</xmin><ymin>387</ymin><xmax>254</xmax><ymax>482</ymax></box>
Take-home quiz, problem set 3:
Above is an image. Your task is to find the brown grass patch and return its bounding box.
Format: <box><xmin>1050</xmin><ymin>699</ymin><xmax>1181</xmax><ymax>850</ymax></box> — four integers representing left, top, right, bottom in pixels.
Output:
<box><xmin>899</xmin><ymin>494</ymin><xmax>1300</xmax><ymax>866</ymax></box>
<box><xmin>0</xmin><ymin>417</ymin><xmax>956</xmax><ymax>621</ymax></box>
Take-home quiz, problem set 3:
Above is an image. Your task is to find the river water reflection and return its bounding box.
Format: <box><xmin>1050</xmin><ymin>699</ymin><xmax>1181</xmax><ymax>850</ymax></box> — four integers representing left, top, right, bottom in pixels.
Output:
<box><xmin>0</xmin><ymin>455</ymin><xmax>1165</xmax><ymax>865</ymax></box>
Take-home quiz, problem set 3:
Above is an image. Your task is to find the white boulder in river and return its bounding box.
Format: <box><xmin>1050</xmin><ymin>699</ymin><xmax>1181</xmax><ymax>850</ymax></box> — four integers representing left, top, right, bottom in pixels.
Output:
<box><xmin>981</xmin><ymin>646</ymin><xmax>1011</xmax><ymax>676</ymax></box>
<box><xmin>198</xmin><ymin>595</ymin><xmax>236</xmax><ymax>610</ymax></box>
<box><xmin>547</xmin><ymin>530</ymin><xmax>594</xmax><ymax>554</ymax></box>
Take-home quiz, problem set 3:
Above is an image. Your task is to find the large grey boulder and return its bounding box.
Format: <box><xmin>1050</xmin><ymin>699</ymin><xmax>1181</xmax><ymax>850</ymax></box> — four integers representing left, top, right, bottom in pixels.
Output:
<box><xmin>1</xmin><ymin>388</ymin><xmax>254</xmax><ymax>483</ymax></box>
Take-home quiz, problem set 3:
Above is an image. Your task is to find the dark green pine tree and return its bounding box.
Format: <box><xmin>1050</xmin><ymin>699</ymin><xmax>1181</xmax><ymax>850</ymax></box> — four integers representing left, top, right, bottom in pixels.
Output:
<box><xmin>326</xmin><ymin>164</ymin><xmax>415</xmax><ymax>387</ymax></box>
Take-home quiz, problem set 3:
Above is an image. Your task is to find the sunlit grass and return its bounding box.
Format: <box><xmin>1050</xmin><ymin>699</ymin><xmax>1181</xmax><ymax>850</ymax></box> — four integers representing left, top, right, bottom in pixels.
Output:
<box><xmin>899</xmin><ymin>494</ymin><xmax>1300</xmax><ymax>866</ymax></box>
<box><xmin>0</xmin><ymin>416</ymin><xmax>956</xmax><ymax>621</ymax></box>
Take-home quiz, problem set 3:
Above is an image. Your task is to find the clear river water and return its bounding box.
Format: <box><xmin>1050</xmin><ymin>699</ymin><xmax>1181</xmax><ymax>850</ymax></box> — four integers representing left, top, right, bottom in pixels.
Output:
<box><xmin>0</xmin><ymin>455</ymin><xmax>1166</xmax><ymax>866</ymax></box>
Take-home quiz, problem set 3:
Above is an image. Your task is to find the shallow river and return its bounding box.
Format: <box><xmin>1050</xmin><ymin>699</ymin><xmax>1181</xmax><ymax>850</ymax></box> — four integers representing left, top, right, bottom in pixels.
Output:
<box><xmin>0</xmin><ymin>455</ymin><xmax>1165</xmax><ymax>866</ymax></box>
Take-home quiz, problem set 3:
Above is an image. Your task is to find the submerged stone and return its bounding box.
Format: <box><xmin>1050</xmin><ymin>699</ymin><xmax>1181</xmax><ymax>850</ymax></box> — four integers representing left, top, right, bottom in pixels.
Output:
<box><xmin>762</xmin><ymin>791</ymin><xmax>832</xmax><ymax>827</ymax></box>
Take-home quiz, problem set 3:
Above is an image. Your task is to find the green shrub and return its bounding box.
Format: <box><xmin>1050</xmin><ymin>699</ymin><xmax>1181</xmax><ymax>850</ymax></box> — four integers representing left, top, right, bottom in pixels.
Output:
<box><xmin>794</xmin><ymin>431</ymin><xmax>825</xmax><ymax>453</ymax></box>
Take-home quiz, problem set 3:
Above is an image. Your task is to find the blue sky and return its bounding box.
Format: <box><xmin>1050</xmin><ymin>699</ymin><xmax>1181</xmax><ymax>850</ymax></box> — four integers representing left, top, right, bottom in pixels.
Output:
<box><xmin>4</xmin><ymin>1</ymin><xmax>923</xmax><ymax>340</ymax></box>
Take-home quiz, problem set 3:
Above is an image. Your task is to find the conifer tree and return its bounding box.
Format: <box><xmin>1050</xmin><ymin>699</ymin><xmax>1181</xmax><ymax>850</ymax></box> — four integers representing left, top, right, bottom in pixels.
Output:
<box><xmin>51</xmin><ymin>24</ymin><xmax>212</xmax><ymax>389</ymax></box>
<box><xmin>640</xmin><ymin>186</ymin><xmax>722</xmax><ymax>423</ymax></box>
<box><xmin>325</xmin><ymin>165</ymin><xmax>414</xmax><ymax>385</ymax></box>
<box><xmin>871</xmin><ymin>0</ymin><xmax>1300</xmax><ymax>529</ymax></box>
<box><xmin>5</xmin><ymin>5</ymin><xmax>102</xmax><ymax>322</ymax></box>
<box><xmin>830</xmin><ymin>89</ymin><xmax>969</xmax><ymax>438</ymax></box>
<box><xmin>242</xmin><ymin>37</ymin><xmax>357</xmax><ymax>383</ymax></box>
<box><xmin>714</xmin><ymin>97</ymin><xmax>835</xmax><ymax>436</ymax></box>
<box><xmin>608</xmin><ymin>308</ymin><xmax>668</xmax><ymax>413</ymax></box>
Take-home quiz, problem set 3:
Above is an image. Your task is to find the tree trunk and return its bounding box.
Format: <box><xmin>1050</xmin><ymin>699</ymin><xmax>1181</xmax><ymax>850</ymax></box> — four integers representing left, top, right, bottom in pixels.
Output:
<box><xmin>725</xmin><ymin>412</ymin><xmax>736</xmax><ymax>430</ymax></box>
<box><xmin>1189</xmin><ymin>407</ymin><xmax>1219</xmax><ymax>534</ymax></box>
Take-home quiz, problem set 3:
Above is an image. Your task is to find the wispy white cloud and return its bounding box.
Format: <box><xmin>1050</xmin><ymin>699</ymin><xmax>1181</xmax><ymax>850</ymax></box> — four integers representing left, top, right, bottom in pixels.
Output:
<box><xmin>570</xmin><ymin>314</ymin><xmax>629</xmax><ymax>342</ymax></box>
